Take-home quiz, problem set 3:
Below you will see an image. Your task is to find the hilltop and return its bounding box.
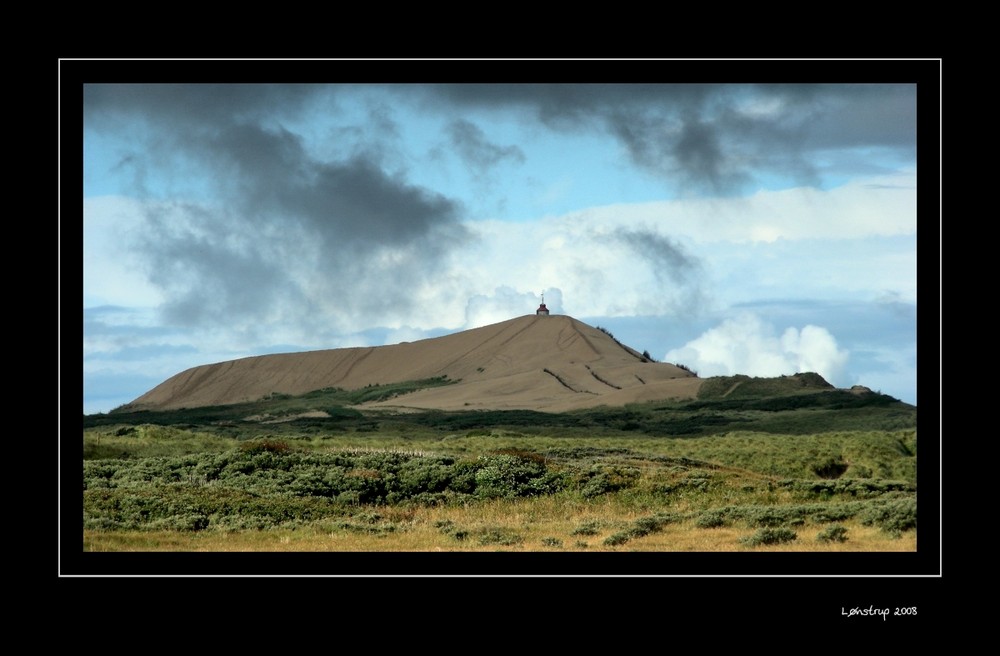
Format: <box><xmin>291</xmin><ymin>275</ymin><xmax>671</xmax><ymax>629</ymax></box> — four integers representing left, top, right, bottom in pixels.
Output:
<box><xmin>122</xmin><ymin>314</ymin><xmax>704</xmax><ymax>413</ymax></box>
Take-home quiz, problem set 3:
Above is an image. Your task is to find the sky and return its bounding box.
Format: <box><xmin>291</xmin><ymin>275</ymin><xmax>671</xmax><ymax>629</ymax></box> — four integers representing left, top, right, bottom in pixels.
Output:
<box><xmin>79</xmin><ymin>70</ymin><xmax>926</xmax><ymax>414</ymax></box>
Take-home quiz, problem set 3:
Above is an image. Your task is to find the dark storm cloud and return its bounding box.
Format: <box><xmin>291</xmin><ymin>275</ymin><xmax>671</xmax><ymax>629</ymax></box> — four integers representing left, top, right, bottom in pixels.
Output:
<box><xmin>86</xmin><ymin>83</ymin><xmax>469</xmax><ymax>332</ymax></box>
<box><xmin>612</xmin><ymin>227</ymin><xmax>708</xmax><ymax>315</ymax></box>
<box><xmin>189</xmin><ymin>121</ymin><xmax>464</xmax><ymax>248</ymax></box>
<box><xmin>84</xmin><ymin>83</ymin><xmax>322</xmax><ymax>128</ymax></box>
<box><xmin>613</xmin><ymin>228</ymin><xmax>700</xmax><ymax>284</ymax></box>
<box><xmin>288</xmin><ymin>153</ymin><xmax>462</xmax><ymax>247</ymax></box>
<box><xmin>87</xmin><ymin>82</ymin><xmax>915</xmax><ymax>200</ymax></box>
<box><xmin>802</xmin><ymin>84</ymin><xmax>917</xmax><ymax>150</ymax></box>
<box><xmin>133</xmin><ymin>146</ymin><xmax>466</xmax><ymax>330</ymax></box>
<box><xmin>608</xmin><ymin>108</ymin><xmax>758</xmax><ymax>194</ymax></box>
<box><xmin>425</xmin><ymin>83</ymin><xmax>710</xmax><ymax>128</ymax></box>
<box><xmin>415</xmin><ymin>83</ymin><xmax>914</xmax><ymax>194</ymax></box>
<box><xmin>333</xmin><ymin>101</ymin><xmax>407</xmax><ymax>165</ymax></box>
<box><xmin>84</xmin><ymin>81</ymin><xmax>914</xmax><ymax>334</ymax></box>
<box><xmin>446</xmin><ymin>119</ymin><xmax>526</xmax><ymax>179</ymax></box>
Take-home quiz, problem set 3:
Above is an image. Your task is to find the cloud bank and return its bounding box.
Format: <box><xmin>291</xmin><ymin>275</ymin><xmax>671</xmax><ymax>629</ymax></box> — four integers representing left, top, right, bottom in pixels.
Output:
<box><xmin>664</xmin><ymin>313</ymin><xmax>850</xmax><ymax>387</ymax></box>
<box><xmin>418</xmin><ymin>82</ymin><xmax>915</xmax><ymax>194</ymax></box>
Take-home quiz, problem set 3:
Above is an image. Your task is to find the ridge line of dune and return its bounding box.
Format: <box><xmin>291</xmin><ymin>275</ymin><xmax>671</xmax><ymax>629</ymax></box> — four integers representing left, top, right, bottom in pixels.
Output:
<box><xmin>560</xmin><ymin>320</ymin><xmax>602</xmax><ymax>358</ymax></box>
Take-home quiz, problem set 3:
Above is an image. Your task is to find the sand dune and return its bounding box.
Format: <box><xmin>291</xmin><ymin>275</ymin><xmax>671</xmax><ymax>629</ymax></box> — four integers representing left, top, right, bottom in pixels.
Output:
<box><xmin>126</xmin><ymin>314</ymin><xmax>703</xmax><ymax>412</ymax></box>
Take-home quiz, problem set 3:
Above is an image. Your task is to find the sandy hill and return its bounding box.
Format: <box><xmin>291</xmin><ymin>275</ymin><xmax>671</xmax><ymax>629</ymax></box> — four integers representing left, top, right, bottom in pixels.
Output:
<box><xmin>125</xmin><ymin>314</ymin><xmax>703</xmax><ymax>413</ymax></box>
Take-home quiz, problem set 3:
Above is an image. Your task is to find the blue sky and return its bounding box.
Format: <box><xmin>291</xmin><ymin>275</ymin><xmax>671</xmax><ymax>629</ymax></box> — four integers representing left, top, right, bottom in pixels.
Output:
<box><xmin>80</xmin><ymin>72</ymin><xmax>924</xmax><ymax>414</ymax></box>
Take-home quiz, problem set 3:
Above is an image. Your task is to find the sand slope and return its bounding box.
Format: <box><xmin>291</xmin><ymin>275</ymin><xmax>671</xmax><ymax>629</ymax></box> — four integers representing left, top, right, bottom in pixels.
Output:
<box><xmin>126</xmin><ymin>314</ymin><xmax>703</xmax><ymax>412</ymax></box>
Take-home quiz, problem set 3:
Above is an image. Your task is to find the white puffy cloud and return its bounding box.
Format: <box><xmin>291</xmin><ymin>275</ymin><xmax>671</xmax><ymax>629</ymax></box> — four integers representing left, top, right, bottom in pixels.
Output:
<box><xmin>664</xmin><ymin>313</ymin><xmax>849</xmax><ymax>386</ymax></box>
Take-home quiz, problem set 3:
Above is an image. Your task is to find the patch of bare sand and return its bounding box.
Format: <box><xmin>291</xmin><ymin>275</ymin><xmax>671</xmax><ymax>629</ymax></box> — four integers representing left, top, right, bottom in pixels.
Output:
<box><xmin>243</xmin><ymin>410</ymin><xmax>332</xmax><ymax>424</ymax></box>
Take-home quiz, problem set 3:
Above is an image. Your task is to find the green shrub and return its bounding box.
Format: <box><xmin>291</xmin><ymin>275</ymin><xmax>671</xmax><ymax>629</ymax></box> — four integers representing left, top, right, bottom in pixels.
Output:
<box><xmin>473</xmin><ymin>454</ymin><xmax>562</xmax><ymax>499</ymax></box>
<box><xmin>632</xmin><ymin>517</ymin><xmax>662</xmax><ymax>534</ymax></box>
<box><xmin>859</xmin><ymin>498</ymin><xmax>916</xmax><ymax>532</ymax></box>
<box><xmin>740</xmin><ymin>527</ymin><xmax>797</xmax><ymax>547</ymax></box>
<box><xmin>489</xmin><ymin>448</ymin><xmax>547</xmax><ymax>464</ymax></box>
<box><xmin>435</xmin><ymin>519</ymin><xmax>469</xmax><ymax>541</ymax></box>
<box><xmin>331</xmin><ymin>519</ymin><xmax>398</xmax><ymax>535</ymax></box>
<box><xmin>239</xmin><ymin>439</ymin><xmax>291</xmax><ymax>455</ymax></box>
<box><xmin>578</xmin><ymin>465</ymin><xmax>640</xmax><ymax>498</ymax></box>
<box><xmin>210</xmin><ymin>514</ymin><xmax>277</xmax><ymax>531</ymax></box>
<box><xmin>434</xmin><ymin>519</ymin><xmax>455</xmax><ymax>532</ymax></box>
<box><xmin>681</xmin><ymin>476</ymin><xmax>711</xmax><ymax>492</ymax></box>
<box><xmin>601</xmin><ymin>513</ymin><xmax>677</xmax><ymax>546</ymax></box>
<box><xmin>696</xmin><ymin>511</ymin><xmax>727</xmax><ymax>528</ymax></box>
<box><xmin>783</xmin><ymin>479</ymin><xmax>915</xmax><ymax>498</ymax></box>
<box><xmin>541</xmin><ymin>537</ymin><xmax>563</xmax><ymax>548</ymax></box>
<box><xmin>147</xmin><ymin>513</ymin><xmax>210</xmax><ymax>531</ymax></box>
<box><xmin>812</xmin><ymin>505</ymin><xmax>863</xmax><ymax>523</ymax></box>
<box><xmin>816</xmin><ymin>525</ymin><xmax>849</xmax><ymax>543</ymax></box>
<box><xmin>83</xmin><ymin>516</ymin><xmax>122</xmax><ymax>531</ymax></box>
<box><xmin>477</xmin><ymin>528</ymin><xmax>523</xmax><ymax>546</ymax></box>
<box><xmin>571</xmin><ymin>521</ymin><xmax>602</xmax><ymax>536</ymax></box>
<box><xmin>745</xmin><ymin>509</ymin><xmax>790</xmax><ymax>528</ymax></box>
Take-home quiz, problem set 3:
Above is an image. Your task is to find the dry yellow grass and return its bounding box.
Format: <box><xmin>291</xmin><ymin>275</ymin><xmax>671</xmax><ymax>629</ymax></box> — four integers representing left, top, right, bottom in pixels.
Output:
<box><xmin>82</xmin><ymin>495</ymin><xmax>916</xmax><ymax>553</ymax></box>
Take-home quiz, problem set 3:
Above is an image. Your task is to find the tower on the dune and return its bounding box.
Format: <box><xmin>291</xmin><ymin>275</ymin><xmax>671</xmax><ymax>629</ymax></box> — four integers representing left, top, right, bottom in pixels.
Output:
<box><xmin>536</xmin><ymin>292</ymin><xmax>550</xmax><ymax>316</ymax></box>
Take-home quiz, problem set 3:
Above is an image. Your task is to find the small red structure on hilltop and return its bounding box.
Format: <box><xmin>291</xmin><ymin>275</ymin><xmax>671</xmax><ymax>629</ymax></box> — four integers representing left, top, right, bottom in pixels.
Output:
<box><xmin>536</xmin><ymin>293</ymin><xmax>550</xmax><ymax>316</ymax></box>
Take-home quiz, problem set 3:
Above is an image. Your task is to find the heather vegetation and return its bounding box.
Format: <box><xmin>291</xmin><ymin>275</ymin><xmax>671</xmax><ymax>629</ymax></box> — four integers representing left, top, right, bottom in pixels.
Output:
<box><xmin>81</xmin><ymin>377</ymin><xmax>918</xmax><ymax>552</ymax></box>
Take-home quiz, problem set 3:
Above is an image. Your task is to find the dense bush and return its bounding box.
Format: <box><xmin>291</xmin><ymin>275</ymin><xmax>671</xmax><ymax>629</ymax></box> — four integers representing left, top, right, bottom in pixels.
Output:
<box><xmin>603</xmin><ymin>531</ymin><xmax>632</xmax><ymax>546</ymax></box>
<box><xmin>84</xmin><ymin>485</ymin><xmax>346</xmax><ymax>531</ymax></box>
<box><xmin>434</xmin><ymin>519</ymin><xmax>463</xmax><ymax>540</ymax></box>
<box><xmin>83</xmin><ymin>390</ymin><xmax>918</xmax><ymax>550</ymax></box>
<box><xmin>859</xmin><ymin>498</ymin><xmax>916</xmax><ymax>532</ymax></box>
<box><xmin>489</xmin><ymin>448</ymin><xmax>547</xmax><ymax>464</ymax></box>
<box><xmin>696</xmin><ymin>500</ymin><xmax>907</xmax><ymax>528</ymax></box>
<box><xmin>779</xmin><ymin>479</ymin><xmax>915</xmax><ymax>498</ymax></box>
<box><xmin>473</xmin><ymin>454</ymin><xmax>564</xmax><ymax>499</ymax></box>
<box><xmin>696</xmin><ymin>510</ymin><xmax>727</xmax><ymax>528</ymax></box>
<box><xmin>741</xmin><ymin>527</ymin><xmax>797</xmax><ymax>547</ymax></box>
<box><xmin>812</xmin><ymin>504</ymin><xmax>866</xmax><ymax>523</ymax></box>
<box><xmin>147</xmin><ymin>513</ymin><xmax>210</xmax><ymax>531</ymax></box>
<box><xmin>476</xmin><ymin>528</ymin><xmax>523</xmax><ymax>546</ymax></box>
<box><xmin>83</xmin><ymin>446</ymin><xmax>568</xmax><ymax>530</ymax></box>
<box><xmin>571</xmin><ymin>520</ymin><xmax>602</xmax><ymax>536</ymax></box>
<box><xmin>816</xmin><ymin>525</ymin><xmax>849</xmax><ymax>543</ymax></box>
<box><xmin>602</xmin><ymin>512</ymin><xmax>678</xmax><ymax>546</ymax></box>
<box><xmin>578</xmin><ymin>464</ymin><xmax>640</xmax><ymax>498</ymax></box>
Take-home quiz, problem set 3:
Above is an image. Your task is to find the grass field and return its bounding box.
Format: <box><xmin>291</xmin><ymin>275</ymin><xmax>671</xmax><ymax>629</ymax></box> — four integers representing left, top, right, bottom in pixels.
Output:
<box><xmin>79</xmin><ymin>377</ymin><xmax>918</xmax><ymax>555</ymax></box>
